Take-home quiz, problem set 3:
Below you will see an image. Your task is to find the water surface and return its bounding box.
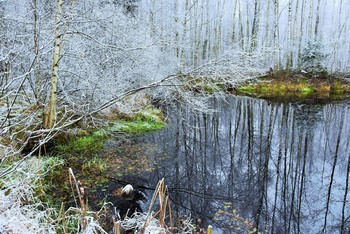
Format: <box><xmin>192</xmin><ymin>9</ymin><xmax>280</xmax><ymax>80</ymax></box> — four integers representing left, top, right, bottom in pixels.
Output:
<box><xmin>137</xmin><ymin>96</ymin><xmax>350</xmax><ymax>233</ymax></box>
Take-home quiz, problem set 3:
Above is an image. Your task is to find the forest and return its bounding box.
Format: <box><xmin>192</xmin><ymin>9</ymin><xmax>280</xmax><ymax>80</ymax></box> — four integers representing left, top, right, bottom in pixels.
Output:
<box><xmin>1</xmin><ymin>0</ymin><xmax>350</xmax><ymax>233</ymax></box>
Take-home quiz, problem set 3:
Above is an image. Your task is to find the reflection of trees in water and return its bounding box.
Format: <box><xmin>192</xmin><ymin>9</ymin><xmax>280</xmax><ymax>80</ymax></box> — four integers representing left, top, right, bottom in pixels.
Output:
<box><xmin>291</xmin><ymin>103</ymin><xmax>324</xmax><ymax>129</ymax></box>
<box><xmin>139</xmin><ymin>97</ymin><xmax>350</xmax><ymax>233</ymax></box>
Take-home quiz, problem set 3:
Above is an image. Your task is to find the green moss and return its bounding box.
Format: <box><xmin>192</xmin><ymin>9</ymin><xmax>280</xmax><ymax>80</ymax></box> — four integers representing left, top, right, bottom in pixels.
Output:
<box><xmin>110</xmin><ymin>108</ymin><xmax>167</xmax><ymax>134</ymax></box>
<box><xmin>111</xmin><ymin>119</ymin><xmax>166</xmax><ymax>133</ymax></box>
<box><xmin>236</xmin><ymin>85</ymin><xmax>256</xmax><ymax>93</ymax></box>
<box><xmin>55</xmin><ymin>108</ymin><xmax>166</xmax><ymax>159</ymax></box>
<box><xmin>300</xmin><ymin>86</ymin><xmax>315</xmax><ymax>94</ymax></box>
<box><xmin>259</xmin><ymin>86</ymin><xmax>272</xmax><ymax>93</ymax></box>
<box><xmin>332</xmin><ymin>89</ymin><xmax>344</xmax><ymax>95</ymax></box>
<box><xmin>56</xmin><ymin>135</ymin><xmax>105</xmax><ymax>155</ymax></box>
<box><xmin>331</xmin><ymin>80</ymin><xmax>344</xmax><ymax>94</ymax></box>
<box><xmin>233</xmin><ymin>73</ymin><xmax>350</xmax><ymax>102</ymax></box>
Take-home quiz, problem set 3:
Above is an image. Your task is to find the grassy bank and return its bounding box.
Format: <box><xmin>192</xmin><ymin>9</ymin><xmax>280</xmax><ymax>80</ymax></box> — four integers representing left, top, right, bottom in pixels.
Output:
<box><xmin>234</xmin><ymin>71</ymin><xmax>350</xmax><ymax>102</ymax></box>
<box><xmin>0</xmin><ymin>106</ymin><xmax>168</xmax><ymax>232</ymax></box>
<box><xmin>36</xmin><ymin>107</ymin><xmax>167</xmax><ymax>221</ymax></box>
<box><xmin>183</xmin><ymin>70</ymin><xmax>350</xmax><ymax>103</ymax></box>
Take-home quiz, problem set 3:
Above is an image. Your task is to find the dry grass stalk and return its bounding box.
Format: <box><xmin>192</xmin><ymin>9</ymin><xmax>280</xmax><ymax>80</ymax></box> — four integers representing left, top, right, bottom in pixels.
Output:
<box><xmin>207</xmin><ymin>225</ymin><xmax>213</xmax><ymax>234</ymax></box>
<box><xmin>58</xmin><ymin>202</ymin><xmax>68</xmax><ymax>234</ymax></box>
<box><xmin>113</xmin><ymin>216</ymin><xmax>121</xmax><ymax>234</ymax></box>
<box><xmin>141</xmin><ymin>178</ymin><xmax>171</xmax><ymax>233</ymax></box>
<box><xmin>111</xmin><ymin>179</ymin><xmax>195</xmax><ymax>233</ymax></box>
<box><xmin>68</xmin><ymin>167</ymin><xmax>87</xmax><ymax>231</ymax></box>
<box><xmin>56</xmin><ymin>202</ymin><xmax>68</xmax><ymax>234</ymax></box>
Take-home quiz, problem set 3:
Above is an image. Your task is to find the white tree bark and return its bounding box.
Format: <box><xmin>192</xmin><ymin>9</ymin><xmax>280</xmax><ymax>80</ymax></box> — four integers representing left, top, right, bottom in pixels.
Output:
<box><xmin>44</xmin><ymin>0</ymin><xmax>76</xmax><ymax>128</ymax></box>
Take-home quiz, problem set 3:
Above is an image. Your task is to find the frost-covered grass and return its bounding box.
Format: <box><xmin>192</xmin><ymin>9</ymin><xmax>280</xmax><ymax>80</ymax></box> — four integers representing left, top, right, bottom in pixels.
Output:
<box><xmin>0</xmin><ymin>154</ymin><xmax>193</xmax><ymax>234</ymax></box>
<box><xmin>0</xmin><ymin>157</ymin><xmax>61</xmax><ymax>233</ymax></box>
<box><xmin>0</xmin><ymin>156</ymin><xmax>108</xmax><ymax>234</ymax></box>
<box><xmin>113</xmin><ymin>179</ymin><xmax>196</xmax><ymax>234</ymax></box>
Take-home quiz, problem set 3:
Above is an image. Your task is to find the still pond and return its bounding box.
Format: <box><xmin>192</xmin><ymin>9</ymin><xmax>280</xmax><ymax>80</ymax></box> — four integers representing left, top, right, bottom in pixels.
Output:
<box><xmin>125</xmin><ymin>95</ymin><xmax>350</xmax><ymax>234</ymax></box>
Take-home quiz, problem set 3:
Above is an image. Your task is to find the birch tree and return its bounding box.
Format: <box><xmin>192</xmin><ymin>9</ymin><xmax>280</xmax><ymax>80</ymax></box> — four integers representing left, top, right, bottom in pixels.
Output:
<box><xmin>314</xmin><ymin>0</ymin><xmax>321</xmax><ymax>39</ymax></box>
<box><xmin>263</xmin><ymin>0</ymin><xmax>271</xmax><ymax>48</ymax></box>
<box><xmin>297</xmin><ymin>0</ymin><xmax>306</xmax><ymax>68</ymax></box>
<box><xmin>307</xmin><ymin>0</ymin><xmax>314</xmax><ymax>38</ymax></box>
<box><xmin>174</xmin><ymin>0</ymin><xmax>180</xmax><ymax>58</ymax></box>
<box><xmin>273</xmin><ymin>0</ymin><xmax>280</xmax><ymax>69</ymax></box>
<box><xmin>213</xmin><ymin>0</ymin><xmax>224</xmax><ymax>58</ymax></box>
<box><xmin>180</xmin><ymin>0</ymin><xmax>190</xmax><ymax>66</ymax></box>
<box><xmin>33</xmin><ymin>0</ymin><xmax>42</xmax><ymax>106</ymax></box>
<box><xmin>251</xmin><ymin>0</ymin><xmax>260</xmax><ymax>51</ymax></box>
<box><xmin>238</xmin><ymin>1</ymin><xmax>244</xmax><ymax>50</ymax></box>
<box><xmin>202</xmin><ymin>0</ymin><xmax>211</xmax><ymax>60</ymax></box>
<box><xmin>286</xmin><ymin>0</ymin><xmax>293</xmax><ymax>69</ymax></box>
<box><xmin>231</xmin><ymin>0</ymin><xmax>239</xmax><ymax>45</ymax></box>
<box><xmin>43</xmin><ymin>0</ymin><xmax>75</xmax><ymax>128</ymax></box>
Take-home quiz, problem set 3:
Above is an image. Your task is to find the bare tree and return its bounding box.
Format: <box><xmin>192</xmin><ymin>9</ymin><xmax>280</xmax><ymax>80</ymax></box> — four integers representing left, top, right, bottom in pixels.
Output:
<box><xmin>43</xmin><ymin>0</ymin><xmax>76</xmax><ymax>128</ymax></box>
<box><xmin>314</xmin><ymin>0</ymin><xmax>321</xmax><ymax>39</ymax></box>
<box><xmin>251</xmin><ymin>0</ymin><xmax>260</xmax><ymax>51</ymax></box>
<box><xmin>273</xmin><ymin>0</ymin><xmax>280</xmax><ymax>69</ymax></box>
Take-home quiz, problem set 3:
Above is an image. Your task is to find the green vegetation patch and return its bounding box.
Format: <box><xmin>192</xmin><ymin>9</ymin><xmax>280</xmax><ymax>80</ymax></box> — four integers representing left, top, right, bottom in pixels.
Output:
<box><xmin>56</xmin><ymin>108</ymin><xmax>166</xmax><ymax>155</ymax></box>
<box><xmin>300</xmin><ymin>86</ymin><xmax>315</xmax><ymax>94</ymax></box>
<box><xmin>111</xmin><ymin>119</ymin><xmax>166</xmax><ymax>133</ymax></box>
<box><xmin>110</xmin><ymin>108</ymin><xmax>167</xmax><ymax>133</ymax></box>
<box><xmin>236</xmin><ymin>85</ymin><xmax>257</xmax><ymax>93</ymax></box>
<box><xmin>132</xmin><ymin>108</ymin><xmax>164</xmax><ymax>123</ymax></box>
<box><xmin>234</xmin><ymin>72</ymin><xmax>350</xmax><ymax>102</ymax></box>
<box><xmin>56</xmin><ymin>134</ymin><xmax>106</xmax><ymax>155</ymax></box>
<box><xmin>47</xmin><ymin>107</ymin><xmax>167</xmax><ymax>214</ymax></box>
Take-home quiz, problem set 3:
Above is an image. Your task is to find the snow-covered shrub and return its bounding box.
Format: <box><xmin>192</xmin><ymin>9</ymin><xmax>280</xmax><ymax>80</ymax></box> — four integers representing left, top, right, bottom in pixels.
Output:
<box><xmin>300</xmin><ymin>41</ymin><xmax>327</xmax><ymax>74</ymax></box>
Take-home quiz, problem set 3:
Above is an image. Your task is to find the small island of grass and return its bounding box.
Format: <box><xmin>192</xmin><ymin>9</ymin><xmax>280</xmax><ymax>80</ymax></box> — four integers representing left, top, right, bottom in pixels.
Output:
<box><xmin>234</xmin><ymin>70</ymin><xmax>350</xmax><ymax>103</ymax></box>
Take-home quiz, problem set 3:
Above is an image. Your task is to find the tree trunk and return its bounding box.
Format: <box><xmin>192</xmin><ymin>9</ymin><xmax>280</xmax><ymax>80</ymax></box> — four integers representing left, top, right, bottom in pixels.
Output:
<box><xmin>314</xmin><ymin>0</ymin><xmax>321</xmax><ymax>39</ymax></box>
<box><xmin>231</xmin><ymin>0</ymin><xmax>238</xmax><ymax>45</ymax></box>
<box><xmin>33</xmin><ymin>0</ymin><xmax>42</xmax><ymax>106</ymax></box>
<box><xmin>43</xmin><ymin>0</ymin><xmax>62</xmax><ymax>129</ymax></box>
<box><xmin>43</xmin><ymin>0</ymin><xmax>76</xmax><ymax>128</ymax></box>
<box><xmin>297</xmin><ymin>0</ymin><xmax>306</xmax><ymax>68</ymax></box>
<box><xmin>238</xmin><ymin>1</ymin><xmax>244</xmax><ymax>50</ymax></box>
<box><xmin>286</xmin><ymin>0</ymin><xmax>293</xmax><ymax>69</ymax></box>
<box><xmin>180</xmin><ymin>0</ymin><xmax>189</xmax><ymax>66</ymax></box>
<box><xmin>273</xmin><ymin>0</ymin><xmax>280</xmax><ymax>69</ymax></box>
<box><xmin>307</xmin><ymin>0</ymin><xmax>314</xmax><ymax>38</ymax></box>
<box><xmin>251</xmin><ymin>0</ymin><xmax>260</xmax><ymax>51</ymax></box>
<box><xmin>173</xmin><ymin>0</ymin><xmax>180</xmax><ymax>59</ymax></box>
<box><xmin>263</xmin><ymin>0</ymin><xmax>271</xmax><ymax>48</ymax></box>
<box><xmin>292</xmin><ymin>0</ymin><xmax>300</xmax><ymax>68</ymax></box>
<box><xmin>202</xmin><ymin>0</ymin><xmax>210</xmax><ymax>60</ymax></box>
<box><xmin>213</xmin><ymin>0</ymin><xmax>223</xmax><ymax>59</ymax></box>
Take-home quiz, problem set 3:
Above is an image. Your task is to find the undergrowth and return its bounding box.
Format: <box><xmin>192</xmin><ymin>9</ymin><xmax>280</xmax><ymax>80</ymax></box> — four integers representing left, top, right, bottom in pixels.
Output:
<box><xmin>111</xmin><ymin>108</ymin><xmax>167</xmax><ymax>133</ymax></box>
<box><xmin>56</xmin><ymin>107</ymin><xmax>166</xmax><ymax>155</ymax></box>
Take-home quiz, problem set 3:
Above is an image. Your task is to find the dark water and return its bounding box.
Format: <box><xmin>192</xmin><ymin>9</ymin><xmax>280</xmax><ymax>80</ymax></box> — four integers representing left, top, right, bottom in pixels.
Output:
<box><xmin>135</xmin><ymin>96</ymin><xmax>350</xmax><ymax>233</ymax></box>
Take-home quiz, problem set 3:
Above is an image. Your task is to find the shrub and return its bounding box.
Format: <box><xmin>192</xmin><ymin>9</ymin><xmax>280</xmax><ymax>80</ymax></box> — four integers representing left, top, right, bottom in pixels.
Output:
<box><xmin>300</xmin><ymin>41</ymin><xmax>327</xmax><ymax>74</ymax></box>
